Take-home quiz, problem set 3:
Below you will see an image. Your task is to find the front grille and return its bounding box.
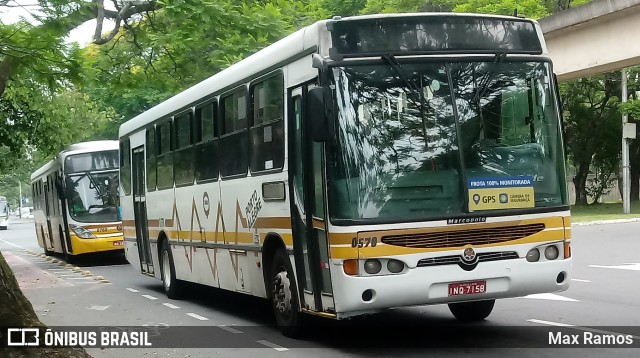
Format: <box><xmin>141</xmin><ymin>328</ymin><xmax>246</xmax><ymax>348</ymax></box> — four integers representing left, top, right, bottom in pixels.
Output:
<box><xmin>416</xmin><ymin>251</ymin><xmax>519</xmax><ymax>267</ymax></box>
<box><xmin>381</xmin><ymin>223</ymin><xmax>545</xmax><ymax>249</ymax></box>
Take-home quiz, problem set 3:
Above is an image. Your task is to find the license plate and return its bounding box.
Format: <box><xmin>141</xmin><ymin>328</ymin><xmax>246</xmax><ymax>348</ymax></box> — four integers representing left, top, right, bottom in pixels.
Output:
<box><xmin>113</xmin><ymin>240</ymin><xmax>124</xmax><ymax>246</ymax></box>
<box><xmin>448</xmin><ymin>280</ymin><xmax>486</xmax><ymax>296</ymax></box>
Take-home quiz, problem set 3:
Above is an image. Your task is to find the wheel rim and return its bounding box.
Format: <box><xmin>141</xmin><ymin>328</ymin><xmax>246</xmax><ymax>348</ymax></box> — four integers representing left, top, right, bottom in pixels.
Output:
<box><xmin>272</xmin><ymin>267</ymin><xmax>292</xmax><ymax>318</ymax></box>
<box><xmin>162</xmin><ymin>250</ymin><xmax>171</xmax><ymax>289</ymax></box>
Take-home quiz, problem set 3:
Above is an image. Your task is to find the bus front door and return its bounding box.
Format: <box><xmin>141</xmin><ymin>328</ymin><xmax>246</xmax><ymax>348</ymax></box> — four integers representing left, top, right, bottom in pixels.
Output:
<box><xmin>288</xmin><ymin>85</ymin><xmax>335</xmax><ymax>314</ymax></box>
<box><xmin>132</xmin><ymin>147</ymin><xmax>154</xmax><ymax>275</ymax></box>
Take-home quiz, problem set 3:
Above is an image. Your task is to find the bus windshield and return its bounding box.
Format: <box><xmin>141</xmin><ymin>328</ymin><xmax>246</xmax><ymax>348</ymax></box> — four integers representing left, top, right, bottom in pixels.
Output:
<box><xmin>65</xmin><ymin>171</ymin><xmax>119</xmax><ymax>223</ymax></box>
<box><xmin>328</xmin><ymin>60</ymin><xmax>567</xmax><ymax>223</ymax></box>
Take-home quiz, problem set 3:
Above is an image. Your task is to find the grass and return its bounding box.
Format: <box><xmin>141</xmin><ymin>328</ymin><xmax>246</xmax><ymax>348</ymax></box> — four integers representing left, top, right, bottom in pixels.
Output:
<box><xmin>571</xmin><ymin>201</ymin><xmax>640</xmax><ymax>223</ymax></box>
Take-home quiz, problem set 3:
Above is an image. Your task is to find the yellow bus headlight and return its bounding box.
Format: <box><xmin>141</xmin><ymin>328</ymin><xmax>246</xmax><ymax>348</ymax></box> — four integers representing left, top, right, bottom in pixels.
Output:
<box><xmin>69</xmin><ymin>224</ymin><xmax>96</xmax><ymax>239</ymax></box>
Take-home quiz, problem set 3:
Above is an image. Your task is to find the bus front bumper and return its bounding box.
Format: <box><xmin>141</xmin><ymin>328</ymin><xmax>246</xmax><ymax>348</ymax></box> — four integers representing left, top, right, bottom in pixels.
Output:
<box><xmin>70</xmin><ymin>234</ymin><xmax>125</xmax><ymax>255</ymax></box>
<box><xmin>331</xmin><ymin>257</ymin><xmax>572</xmax><ymax>318</ymax></box>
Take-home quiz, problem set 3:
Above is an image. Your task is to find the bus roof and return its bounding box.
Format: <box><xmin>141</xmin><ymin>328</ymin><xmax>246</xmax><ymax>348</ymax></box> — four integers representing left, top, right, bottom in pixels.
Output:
<box><xmin>30</xmin><ymin>140</ymin><xmax>119</xmax><ymax>181</ymax></box>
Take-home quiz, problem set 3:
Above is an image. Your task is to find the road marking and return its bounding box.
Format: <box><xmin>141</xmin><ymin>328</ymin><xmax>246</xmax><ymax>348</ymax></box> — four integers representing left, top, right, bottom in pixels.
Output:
<box><xmin>528</xmin><ymin>319</ymin><xmax>640</xmax><ymax>339</ymax></box>
<box><xmin>218</xmin><ymin>325</ymin><xmax>243</xmax><ymax>334</ymax></box>
<box><xmin>571</xmin><ymin>279</ymin><xmax>591</xmax><ymax>283</ymax></box>
<box><xmin>142</xmin><ymin>295</ymin><xmax>158</xmax><ymax>300</ymax></box>
<box><xmin>589</xmin><ymin>263</ymin><xmax>640</xmax><ymax>271</ymax></box>
<box><xmin>528</xmin><ymin>319</ymin><xmax>573</xmax><ymax>327</ymax></box>
<box><xmin>126</xmin><ymin>288</ymin><xmax>139</xmax><ymax>293</ymax></box>
<box><xmin>257</xmin><ymin>340</ymin><xmax>289</xmax><ymax>351</ymax></box>
<box><xmin>163</xmin><ymin>303</ymin><xmax>180</xmax><ymax>309</ymax></box>
<box><xmin>88</xmin><ymin>305</ymin><xmax>111</xmax><ymax>311</ymax></box>
<box><xmin>68</xmin><ymin>277</ymin><xmax>93</xmax><ymax>280</ymax></box>
<box><xmin>521</xmin><ymin>293</ymin><xmax>578</xmax><ymax>302</ymax></box>
<box><xmin>186</xmin><ymin>313</ymin><xmax>208</xmax><ymax>321</ymax></box>
<box><xmin>0</xmin><ymin>238</ymin><xmax>24</xmax><ymax>249</ymax></box>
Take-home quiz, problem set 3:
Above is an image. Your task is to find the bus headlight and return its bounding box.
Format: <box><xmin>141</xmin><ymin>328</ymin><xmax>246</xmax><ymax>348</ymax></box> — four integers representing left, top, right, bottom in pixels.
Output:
<box><xmin>69</xmin><ymin>224</ymin><xmax>96</xmax><ymax>239</ymax></box>
<box><xmin>545</xmin><ymin>245</ymin><xmax>559</xmax><ymax>260</ymax></box>
<box><xmin>364</xmin><ymin>259</ymin><xmax>382</xmax><ymax>274</ymax></box>
<box><xmin>387</xmin><ymin>259</ymin><xmax>405</xmax><ymax>273</ymax></box>
<box><xmin>526</xmin><ymin>248</ymin><xmax>540</xmax><ymax>262</ymax></box>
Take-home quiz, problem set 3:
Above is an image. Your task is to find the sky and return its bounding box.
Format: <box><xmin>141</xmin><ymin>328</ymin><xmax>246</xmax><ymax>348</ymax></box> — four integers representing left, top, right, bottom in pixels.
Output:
<box><xmin>0</xmin><ymin>0</ymin><xmax>112</xmax><ymax>46</ymax></box>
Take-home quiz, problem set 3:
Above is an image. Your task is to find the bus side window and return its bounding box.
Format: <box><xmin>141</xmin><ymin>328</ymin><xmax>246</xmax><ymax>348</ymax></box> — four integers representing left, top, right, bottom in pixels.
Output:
<box><xmin>220</xmin><ymin>88</ymin><xmax>248</xmax><ymax>178</ymax></box>
<box><xmin>156</xmin><ymin>120</ymin><xmax>174</xmax><ymax>189</ymax></box>
<box><xmin>174</xmin><ymin>112</ymin><xmax>194</xmax><ymax>186</ymax></box>
<box><xmin>146</xmin><ymin>126</ymin><xmax>157</xmax><ymax>191</ymax></box>
<box><xmin>250</xmin><ymin>73</ymin><xmax>284</xmax><ymax>173</ymax></box>
<box><xmin>195</xmin><ymin>101</ymin><xmax>219</xmax><ymax>182</ymax></box>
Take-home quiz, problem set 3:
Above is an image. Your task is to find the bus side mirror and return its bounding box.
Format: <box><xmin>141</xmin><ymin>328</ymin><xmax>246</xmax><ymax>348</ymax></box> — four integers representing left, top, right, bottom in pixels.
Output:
<box><xmin>308</xmin><ymin>87</ymin><xmax>335</xmax><ymax>142</ymax></box>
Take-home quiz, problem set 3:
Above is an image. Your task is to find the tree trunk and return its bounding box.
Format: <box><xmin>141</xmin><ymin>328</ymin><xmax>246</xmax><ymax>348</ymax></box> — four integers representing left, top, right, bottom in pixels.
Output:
<box><xmin>574</xmin><ymin>164</ymin><xmax>590</xmax><ymax>205</ymax></box>
<box><xmin>0</xmin><ymin>252</ymin><xmax>91</xmax><ymax>357</ymax></box>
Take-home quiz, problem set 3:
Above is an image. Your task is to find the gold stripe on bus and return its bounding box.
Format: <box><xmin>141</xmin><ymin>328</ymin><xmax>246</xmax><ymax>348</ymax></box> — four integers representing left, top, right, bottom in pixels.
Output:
<box><xmin>329</xmin><ymin>246</ymin><xmax>359</xmax><ymax>259</ymax></box>
<box><xmin>329</xmin><ymin>233</ymin><xmax>355</xmax><ymax>246</ymax></box>
<box><xmin>122</xmin><ymin>219</ymin><xmax>135</xmax><ymax>226</ymax></box>
<box><xmin>563</xmin><ymin>217</ymin><xmax>572</xmax><ymax>239</ymax></box>
<box><xmin>157</xmin><ymin>229</ymin><xmax>294</xmax><ymax>246</ymax></box>
<box><xmin>253</xmin><ymin>217</ymin><xmax>292</xmax><ymax>229</ymax></box>
<box><xmin>312</xmin><ymin>218</ymin><xmax>324</xmax><ymax>230</ymax></box>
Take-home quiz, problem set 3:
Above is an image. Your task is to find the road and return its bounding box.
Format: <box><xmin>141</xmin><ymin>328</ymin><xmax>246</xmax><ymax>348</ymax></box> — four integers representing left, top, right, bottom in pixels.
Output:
<box><xmin>1</xmin><ymin>217</ymin><xmax>640</xmax><ymax>357</ymax></box>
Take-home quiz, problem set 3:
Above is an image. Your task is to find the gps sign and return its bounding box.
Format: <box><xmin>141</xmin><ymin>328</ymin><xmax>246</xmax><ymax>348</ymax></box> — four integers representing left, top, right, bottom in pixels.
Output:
<box><xmin>467</xmin><ymin>176</ymin><xmax>534</xmax><ymax>212</ymax></box>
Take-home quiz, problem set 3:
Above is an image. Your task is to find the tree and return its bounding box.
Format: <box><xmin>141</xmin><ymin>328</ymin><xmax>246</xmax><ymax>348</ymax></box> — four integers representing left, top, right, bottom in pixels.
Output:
<box><xmin>562</xmin><ymin>73</ymin><xmax>621</xmax><ymax>204</ymax></box>
<box><xmin>78</xmin><ymin>0</ymin><xmax>320</xmax><ymax>138</ymax></box>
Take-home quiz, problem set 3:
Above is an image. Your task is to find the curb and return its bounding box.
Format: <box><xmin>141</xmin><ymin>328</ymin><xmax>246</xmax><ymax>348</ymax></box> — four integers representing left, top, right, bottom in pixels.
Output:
<box><xmin>572</xmin><ymin>218</ymin><xmax>640</xmax><ymax>226</ymax></box>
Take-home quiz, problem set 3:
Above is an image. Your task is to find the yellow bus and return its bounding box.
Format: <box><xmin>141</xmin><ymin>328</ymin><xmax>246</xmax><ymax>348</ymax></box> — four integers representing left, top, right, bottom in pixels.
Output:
<box><xmin>31</xmin><ymin>141</ymin><xmax>124</xmax><ymax>262</ymax></box>
<box><xmin>119</xmin><ymin>13</ymin><xmax>571</xmax><ymax>336</ymax></box>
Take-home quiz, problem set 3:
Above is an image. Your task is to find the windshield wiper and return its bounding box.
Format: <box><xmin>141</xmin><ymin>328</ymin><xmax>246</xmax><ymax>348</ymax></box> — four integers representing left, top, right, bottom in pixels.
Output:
<box><xmin>85</xmin><ymin>171</ymin><xmax>105</xmax><ymax>198</ymax></box>
<box><xmin>472</xmin><ymin>52</ymin><xmax>507</xmax><ymax>105</ymax></box>
<box><xmin>381</xmin><ymin>54</ymin><xmax>429</xmax><ymax>148</ymax></box>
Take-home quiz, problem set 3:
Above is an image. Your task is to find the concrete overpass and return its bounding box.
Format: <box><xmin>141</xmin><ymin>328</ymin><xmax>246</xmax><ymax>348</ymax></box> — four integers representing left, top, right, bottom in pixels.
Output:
<box><xmin>539</xmin><ymin>0</ymin><xmax>640</xmax><ymax>81</ymax></box>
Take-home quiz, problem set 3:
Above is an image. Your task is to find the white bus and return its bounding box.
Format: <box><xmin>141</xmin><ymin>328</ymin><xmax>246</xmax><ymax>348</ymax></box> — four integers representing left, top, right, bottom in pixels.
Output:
<box><xmin>0</xmin><ymin>196</ymin><xmax>9</xmax><ymax>230</ymax></box>
<box><xmin>31</xmin><ymin>141</ymin><xmax>124</xmax><ymax>261</ymax></box>
<box><xmin>119</xmin><ymin>13</ymin><xmax>572</xmax><ymax>336</ymax></box>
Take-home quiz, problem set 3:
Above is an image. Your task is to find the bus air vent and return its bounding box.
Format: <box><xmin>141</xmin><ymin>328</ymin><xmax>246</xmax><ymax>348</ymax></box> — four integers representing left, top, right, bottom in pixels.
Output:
<box><xmin>381</xmin><ymin>223</ymin><xmax>545</xmax><ymax>249</ymax></box>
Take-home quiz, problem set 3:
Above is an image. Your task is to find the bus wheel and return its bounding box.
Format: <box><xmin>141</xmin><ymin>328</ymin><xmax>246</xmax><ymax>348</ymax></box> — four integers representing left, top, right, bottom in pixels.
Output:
<box><xmin>448</xmin><ymin>299</ymin><xmax>495</xmax><ymax>322</ymax></box>
<box><xmin>270</xmin><ymin>250</ymin><xmax>301</xmax><ymax>337</ymax></box>
<box><xmin>161</xmin><ymin>240</ymin><xmax>180</xmax><ymax>299</ymax></box>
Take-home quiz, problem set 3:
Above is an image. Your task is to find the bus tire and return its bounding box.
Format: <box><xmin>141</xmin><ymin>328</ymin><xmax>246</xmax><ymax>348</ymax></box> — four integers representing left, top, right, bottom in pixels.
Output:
<box><xmin>270</xmin><ymin>249</ymin><xmax>302</xmax><ymax>337</ymax></box>
<box><xmin>448</xmin><ymin>299</ymin><xmax>495</xmax><ymax>322</ymax></box>
<box><xmin>160</xmin><ymin>240</ymin><xmax>181</xmax><ymax>299</ymax></box>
